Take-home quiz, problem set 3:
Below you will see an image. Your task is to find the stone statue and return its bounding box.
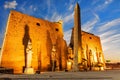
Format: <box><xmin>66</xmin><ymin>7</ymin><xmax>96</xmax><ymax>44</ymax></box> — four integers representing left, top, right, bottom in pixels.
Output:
<box><xmin>24</xmin><ymin>40</ymin><xmax>34</xmax><ymax>74</ymax></box>
<box><xmin>51</xmin><ymin>45</ymin><xmax>56</xmax><ymax>61</ymax></box>
<box><xmin>26</xmin><ymin>40</ymin><xmax>33</xmax><ymax>68</ymax></box>
<box><xmin>51</xmin><ymin>45</ymin><xmax>56</xmax><ymax>71</ymax></box>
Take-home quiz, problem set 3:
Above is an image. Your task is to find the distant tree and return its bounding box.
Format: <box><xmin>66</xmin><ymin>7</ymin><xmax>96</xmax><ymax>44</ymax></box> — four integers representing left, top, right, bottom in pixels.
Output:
<box><xmin>106</xmin><ymin>60</ymin><xmax>111</xmax><ymax>63</ymax></box>
<box><xmin>117</xmin><ymin>62</ymin><xmax>120</xmax><ymax>65</ymax></box>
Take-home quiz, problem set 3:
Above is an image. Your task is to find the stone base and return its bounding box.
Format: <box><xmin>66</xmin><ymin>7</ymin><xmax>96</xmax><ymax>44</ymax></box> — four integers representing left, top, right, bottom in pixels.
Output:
<box><xmin>92</xmin><ymin>67</ymin><xmax>99</xmax><ymax>71</ymax></box>
<box><xmin>24</xmin><ymin>68</ymin><xmax>34</xmax><ymax>74</ymax></box>
<box><xmin>92</xmin><ymin>67</ymin><xmax>104</xmax><ymax>71</ymax></box>
<box><xmin>100</xmin><ymin>67</ymin><xmax>104</xmax><ymax>71</ymax></box>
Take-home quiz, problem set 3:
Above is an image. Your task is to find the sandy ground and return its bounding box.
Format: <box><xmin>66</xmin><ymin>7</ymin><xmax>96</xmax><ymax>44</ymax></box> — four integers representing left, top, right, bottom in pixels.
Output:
<box><xmin>0</xmin><ymin>70</ymin><xmax>119</xmax><ymax>80</ymax></box>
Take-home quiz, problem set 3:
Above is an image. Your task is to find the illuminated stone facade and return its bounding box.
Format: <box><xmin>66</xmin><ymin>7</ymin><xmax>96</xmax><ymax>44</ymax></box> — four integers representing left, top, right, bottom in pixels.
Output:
<box><xmin>0</xmin><ymin>10</ymin><xmax>67</xmax><ymax>73</ymax></box>
<box><xmin>0</xmin><ymin>8</ymin><xmax>105</xmax><ymax>73</ymax></box>
<box><xmin>68</xmin><ymin>30</ymin><xmax>106</xmax><ymax>71</ymax></box>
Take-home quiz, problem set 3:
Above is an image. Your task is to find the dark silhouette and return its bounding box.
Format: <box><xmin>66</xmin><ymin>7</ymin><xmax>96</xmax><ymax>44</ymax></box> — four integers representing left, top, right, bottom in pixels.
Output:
<box><xmin>46</xmin><ymin>30</ymin><xmax>52</xmax><ymax>71</ymax></box>
<box><xmin>37</xmin><ymin>41</ymin><xmax>41</xmax><ymax>72</ymax></box>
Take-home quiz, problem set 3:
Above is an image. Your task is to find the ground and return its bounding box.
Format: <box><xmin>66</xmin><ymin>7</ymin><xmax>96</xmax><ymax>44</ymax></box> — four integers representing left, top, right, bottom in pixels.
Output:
<box><xmin>0</xmin><ymin>70</ymin><xmax>120</xmax><ymax>80</ymax></box>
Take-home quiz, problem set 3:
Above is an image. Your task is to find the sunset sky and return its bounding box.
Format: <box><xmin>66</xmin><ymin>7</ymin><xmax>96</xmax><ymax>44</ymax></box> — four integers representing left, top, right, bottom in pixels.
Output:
<box><xmin>0</xmin><ymin>0</ymin><xmax>120</xmax><ymax>62</ymax></box>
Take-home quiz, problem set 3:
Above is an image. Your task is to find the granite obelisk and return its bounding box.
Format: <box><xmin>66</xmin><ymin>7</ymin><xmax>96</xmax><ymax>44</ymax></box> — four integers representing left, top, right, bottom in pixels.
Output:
<box><xmin>73</xmin><ymin>3</ymin><xmax>82</xmax><ymax>71</ymax></box>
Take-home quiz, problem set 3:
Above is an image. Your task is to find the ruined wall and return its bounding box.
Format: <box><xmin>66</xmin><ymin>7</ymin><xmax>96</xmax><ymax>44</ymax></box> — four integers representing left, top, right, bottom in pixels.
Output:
<box><xmin>0</xmin><ymin>10</ymin><xmax>67</xmax><ymax>73</ymax></box>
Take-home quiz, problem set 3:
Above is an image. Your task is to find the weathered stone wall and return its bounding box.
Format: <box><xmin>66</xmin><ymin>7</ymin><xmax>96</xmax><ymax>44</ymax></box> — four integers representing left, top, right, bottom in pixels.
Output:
<box><xmin>69</xmin><ymin>30</ymin><xmax>105</xmax><ymax>70</ymax></box>
<box><xmin>82</xmin><ymin>31</ymin><xmax>105</xmax><ymax>67</ymax></box>
<box><xmin>0</xmin><ymin>10</ymin><xmax>67</xmax><ymax>73</ymax></box>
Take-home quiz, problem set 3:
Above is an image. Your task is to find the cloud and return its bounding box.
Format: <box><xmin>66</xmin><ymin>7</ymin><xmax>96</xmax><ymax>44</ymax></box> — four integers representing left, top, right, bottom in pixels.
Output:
<box><xmin>4</xmin><ymin>0</ymin><xmax>18</xmax><ymax>9</ymax></box>
<box><xmin>101</xmin><ymin>34</ymin><xmax>120</xmax><ymax>44</ymax></box>
<box><xmin>82</xmin><ymin>12</ymin><xmax>99</xmax><ymax>32</ymax></box>
<box><xmin>82</xmin><ymin>18</ymin><xmax>97</xmax><ymax>32</ymax></box>
<box><xmin>99</xmin><ymin>30</ymin><xmax>117</xmax><ymax>39</ymax></box>
<box><xmin>91</xmin><ymin>0</ymin><xmax>100</xmax><ymax>5</ymax></box>
<box><xmin>30</xmin><ymin>5</ymin><xmax>33</xmax><ymax>9</ymax></box>
<box><xmin>29</xmin><ymin>5</ymin><xmax>37</xmax><ymax>11</ymax></box>
<box><xmin>45</xmin><ymin>11</ymin><xmax>74</xmax><ymax>24</ymax></box>
<box><xmin>98</xmin><ymin>18</ymin><xmax>120</xmax><ymax>32</ymax></box>
<box><xmin>63</xmin><ymin>12</ymin><xmax>74</xmax><ymax>23</ymax></box>
<box><xmin>65</xmin><ymin>0</ymin><xmax>76</xmax><ymax>12</ymax></box>
<box><xmin>101</xmin><ymin>33</ymin><xmax>120</xmax><ymax>59</ymax></box>
<box><xmin>18</xmin><ymin>1</ymin><xmax>37</xmax><ymax>15</ymax></box>
<box><xmin>68</xmin><ymin>5</ymin><xmax>74</xmax><ymax>11</ymax></box>
<box><xmin>46</xmin><ymin>0</ymin><xmax>51</xmax><ymax>14</ymax></box>
<box><xmin>45</xmin><ymin>0</ymin><xmax>75</xmax><ymax>27</ymax></box>
<box><xmin>105</xmin><ymin>0</ymin><xmax>113</xmax><ymax>4</ymax></box>
<box><xmin>101</xmin><ymin>31</ymin><xmax>120</xmax><ymax>45</ymax></box>
<box><xmin>94</xmin><ymin>0</ymin><xmax>113</xmax><ymax>12</ymax></box>
<box><xmin>50</xmin><ymin>12</ymin><xmax>61</xmax><ymax>21</ymax></box>
<box><xmin>45</xmin><ymin>12</ymin><xmax>62</xmax><ymax>22</ymax></box>
<box><xmin>64</xmin><ymin>29</ymin><xmax>72</xmax><ymax>45</ymax></box>
<box><xmin>97</xmin><ymin>18</ymin><xmax>120</xmax><ymax>59</ymax></box>
<box><xmin>18</xmin><ymin>0</ymin><xmax>30</xmax><ymax>12</ymax></box>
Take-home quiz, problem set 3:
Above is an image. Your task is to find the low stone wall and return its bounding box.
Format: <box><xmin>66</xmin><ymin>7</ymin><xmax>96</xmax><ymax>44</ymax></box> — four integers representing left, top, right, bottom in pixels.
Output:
<box><xmin>0</xmin><ymin>67</ymin><xmax>13</xmax><ymax>74</ymax></box>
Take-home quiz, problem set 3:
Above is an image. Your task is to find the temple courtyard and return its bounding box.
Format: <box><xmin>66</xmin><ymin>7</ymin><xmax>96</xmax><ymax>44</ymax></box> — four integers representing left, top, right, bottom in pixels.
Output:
<box><xmin>0</xmin><ymin>70</ymin><xmax>119</xmax><ymax>80</ymax></box>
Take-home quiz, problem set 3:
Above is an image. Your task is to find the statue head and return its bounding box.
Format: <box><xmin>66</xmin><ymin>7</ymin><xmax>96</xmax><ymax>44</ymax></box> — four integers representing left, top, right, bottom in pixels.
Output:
<box><xmin>52</xmin><ymin>45</ymin><xmax>56</xmax><ymax>52</ymax></box>
<box><xmin>27</xmin><ymin>40</ymin><xmax>32</xmax><ymax>49</ymax></box>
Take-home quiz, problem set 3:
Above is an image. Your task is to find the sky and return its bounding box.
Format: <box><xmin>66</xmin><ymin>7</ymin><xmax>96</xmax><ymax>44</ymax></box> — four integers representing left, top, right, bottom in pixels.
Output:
<box><xmin>0</xmin><ymin>0</ymin><xmax>120</xmax><ymax>62</ymax></box>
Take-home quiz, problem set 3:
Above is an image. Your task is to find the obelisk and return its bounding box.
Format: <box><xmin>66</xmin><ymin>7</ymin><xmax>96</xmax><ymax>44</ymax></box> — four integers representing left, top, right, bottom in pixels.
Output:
<box><xmin>73</xmin><ymin>3</ymin><xmax>82</xmax><ymax>71</ymax></box>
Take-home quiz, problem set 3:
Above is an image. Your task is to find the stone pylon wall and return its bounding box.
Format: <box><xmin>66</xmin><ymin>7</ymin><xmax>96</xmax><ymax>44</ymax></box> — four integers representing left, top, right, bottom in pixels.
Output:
<box><xmin>70</xmin><ymin>30</ymin><xmax>106</xmax><ymax>70</ymax></box>
<box><xmin>81</xmin><ymin>31</ymin><xmax>105</xmax><ymax>68</ymax></box>
<box><xmin>0</xmin><ymin>10</ymin><xmax>67</xmax><ymax>73</ymax></box>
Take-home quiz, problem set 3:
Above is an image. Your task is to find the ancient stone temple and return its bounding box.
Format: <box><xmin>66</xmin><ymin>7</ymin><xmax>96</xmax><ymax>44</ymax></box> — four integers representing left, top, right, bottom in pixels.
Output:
<box><xmin>0</xmin><ymin>3</ymin><xmax>105</xmax><ymax>74</ymax></box>
<box><xmin>67</xmin><ymin>3</ymin><xmax>105</xmax><ymax>71</ymax></box>
<box><xmin>0</xmin><ymin>10</ymin><xmax>67</xmax><ymax>73</ymax></box>
<box><xmin>68</xmin><ymin>31</ymin><xmax>106</xmax><ymax>71</ymax></box>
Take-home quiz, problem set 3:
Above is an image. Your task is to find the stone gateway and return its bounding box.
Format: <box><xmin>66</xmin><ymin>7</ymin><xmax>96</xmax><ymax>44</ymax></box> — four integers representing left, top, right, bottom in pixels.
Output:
<box><xmin>0</xmin><ymin>10</ymin><xmax>67</xmax><ymax>73</ymax></box>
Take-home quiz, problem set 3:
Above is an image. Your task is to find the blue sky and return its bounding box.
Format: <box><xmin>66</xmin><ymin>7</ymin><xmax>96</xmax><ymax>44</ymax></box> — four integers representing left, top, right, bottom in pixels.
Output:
<box><xmin>0</xmin><ymin>0</ymin><xmax>120</xmax><ymax>62</ymax></box>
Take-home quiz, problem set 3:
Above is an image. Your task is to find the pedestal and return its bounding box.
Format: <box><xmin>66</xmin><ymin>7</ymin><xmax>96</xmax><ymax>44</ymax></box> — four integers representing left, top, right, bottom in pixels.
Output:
<box><xmin>92</xmin><ymin>67</ymin><xmax>99</xmax><ymax>71</ymax></box>
<box><xmin>100</xmin><ymin>67</ymin><xmax>104</xmax><ymax>71</ymax></box>
<box><xmin>24</xmin><ymin>67</ymin><xmax>34</xmax><ymax>74</ymax></box>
